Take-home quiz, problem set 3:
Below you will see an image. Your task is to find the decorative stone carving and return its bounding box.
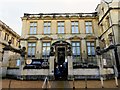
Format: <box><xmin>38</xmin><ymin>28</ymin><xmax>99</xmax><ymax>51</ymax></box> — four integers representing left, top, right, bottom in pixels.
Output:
<box><xmin>50</xmin><ymin>47</ymin><xmax>55</xmax><ymax>56</ymax></box>
<box><xmin>67</xmin><ymin>46</ymin><xmax>72</xmax><ymax>56</ymax></box>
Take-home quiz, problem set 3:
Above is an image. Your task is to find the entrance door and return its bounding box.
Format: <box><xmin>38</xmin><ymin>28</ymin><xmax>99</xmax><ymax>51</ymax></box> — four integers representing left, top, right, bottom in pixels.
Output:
<box><xmin>54</xmin><ymin>47</ymin><xmax>68</xmax><ymax>80</ymax></box>
<box><xmin>57</xmin><ymin>47</ymin><xmax>65</xmax><ymax>65</ymax></box>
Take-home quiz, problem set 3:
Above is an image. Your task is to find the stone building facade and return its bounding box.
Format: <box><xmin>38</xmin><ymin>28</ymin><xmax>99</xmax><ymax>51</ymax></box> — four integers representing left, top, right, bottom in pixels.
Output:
<box><xmin>20</xmin><ymin>12</ymin><xmax>99</xmax><ymax>63</ymax></box>
<box><xmin>19</xmin><ymin>0</ymin><xmax>120</xmax><ymax>79</ymax></box>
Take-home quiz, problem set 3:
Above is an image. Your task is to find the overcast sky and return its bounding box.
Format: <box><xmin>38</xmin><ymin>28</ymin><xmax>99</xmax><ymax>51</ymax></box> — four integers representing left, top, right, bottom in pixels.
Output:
<box><xmin>0</xmin><ymin>0</ymin><xmax>101</xmax><ymax>35</ymax></box>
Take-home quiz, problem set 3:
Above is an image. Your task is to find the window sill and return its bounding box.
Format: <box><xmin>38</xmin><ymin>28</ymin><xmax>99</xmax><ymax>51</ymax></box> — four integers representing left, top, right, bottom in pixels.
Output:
<box><xmin>28</xmin><ymin>34</ymin><xmax>38</xmax><ymax>35</ymax></box>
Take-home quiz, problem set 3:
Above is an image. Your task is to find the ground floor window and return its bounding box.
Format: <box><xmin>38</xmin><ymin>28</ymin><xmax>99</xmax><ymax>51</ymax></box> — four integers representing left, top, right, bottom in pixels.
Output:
<box><xmin>72</xmin><ymin>42</ymin><xmax>81</xmax><ymax>61</ymax></box>
<box><xmin>27</xmin><ymin>42</ymin><xmax>36</xmax><ymax>57</ymax></box>
<box><xmin>42</xmin><ymin>42</ymin><xmax>51</xmax><ymax>59</ymax></box>
<box><xmin>86</xmin><ymin>41</ymin><xmax>95</xmax><ymax>56</ymax></box>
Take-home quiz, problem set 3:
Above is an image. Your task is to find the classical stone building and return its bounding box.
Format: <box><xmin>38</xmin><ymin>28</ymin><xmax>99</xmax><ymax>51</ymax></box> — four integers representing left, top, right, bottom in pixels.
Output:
<box><xmin>19</xmin><ymin>0</ymin><xmax>120</xmax><ymax>80</ymax></box>
<box><xmin>1</xmin><ymin>0</ymin><xmax>120</xmax><ymax>80</ymax></box>
<box><xmin>0</xmin><ymin>20</ymin><xmax>20</xmax><ymax>62</ymax></box>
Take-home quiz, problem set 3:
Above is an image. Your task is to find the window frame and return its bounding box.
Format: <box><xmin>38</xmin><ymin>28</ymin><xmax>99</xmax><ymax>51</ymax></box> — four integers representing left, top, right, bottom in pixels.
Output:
<box><xmin>86</xmin><ymin>41</ymin><xmax>95</xmax><ymax>57</ymax></box>
<box><xmin>11</xmin><ymin>37</ymin><xmax>14</xmax><ymax>45</ymax></box>
<box><xmin>0</xmin><ymin>30</ymin><xmax>1</xmax><ymax>37</ymax></box>
<box><xmin>57</xmin><ymin>21</ymin><xmax>65</xmax><ymax>34</ymax></box>
<box><xmin>85</xmin><ymin>21</ymin><xmax>93</xmax><ymax>34</ymax></box>
<box><xmin>29</xmin><ymin>22</ymin><xmax>37</xmax><ymax>35</ymax></box>
<box><xmin>44</xmin><ymin>21</ymin><xmax>51</xmax><ymax>34</ymax></box>
<box><xmin>27</xmin><ymin>42</ymin><xmax>36</xmax><ymax>57</ymax></box>
<box><xmin>4</xmin><ymin>33</ymin><xmax>9</xmax><ymax>41</ymax></box>
<box><xmin>71</xmin><ymin>21</ymin><xmax>79</xmax><ymax>34</ymax></box>
<box><xmin>71</xmin><ymin>41</ymin><xmax>81</xmax><ymax>61</ymax></box>
<box><xmin>42</xmin><ymin>42</ymin><xmax>51</xmax><ymax>59</ymax></box>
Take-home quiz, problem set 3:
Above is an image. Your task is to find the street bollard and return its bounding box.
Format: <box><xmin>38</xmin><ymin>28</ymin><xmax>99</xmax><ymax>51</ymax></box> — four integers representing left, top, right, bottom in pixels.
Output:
<box><xmin>73</xmin><ymin>78</ymin><xmax>75</xmax><ymax>89</ymax></box>
<box><xmin>100</xmin><ymin>77</ymin><xmax>104</xmax><ymax>88</ymax></box>
<box><xmin>85</xmin><ymin>76</ymin><xmax>87</xmax><ymax>89</ymax></box>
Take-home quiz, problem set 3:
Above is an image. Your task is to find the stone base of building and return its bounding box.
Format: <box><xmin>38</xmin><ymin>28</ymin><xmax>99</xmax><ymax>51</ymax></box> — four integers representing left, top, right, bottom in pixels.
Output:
<box><xmin>5</xmin><ymin>74</ymin><xmax>115</xmax><ymax>81</ymax></box>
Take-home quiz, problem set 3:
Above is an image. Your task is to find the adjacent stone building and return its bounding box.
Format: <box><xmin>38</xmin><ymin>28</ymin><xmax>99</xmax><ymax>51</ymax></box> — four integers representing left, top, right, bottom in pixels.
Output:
<box><xmin>96</xmin><ymin>0</ymin><xmax>120</xmax><ymax>70</ymax></box>
<box><xmin>0</xmin><ymin>20</ymin><xmax>20</xmax><ymax>62</ymax></box>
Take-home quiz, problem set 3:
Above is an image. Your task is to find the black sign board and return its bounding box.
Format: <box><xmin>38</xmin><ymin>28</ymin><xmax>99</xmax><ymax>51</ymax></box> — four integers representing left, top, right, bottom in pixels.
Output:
<box><xmin>24</xmin><ymin>59</ymin><xmax>49</xmax><ymax>69</ymax></box>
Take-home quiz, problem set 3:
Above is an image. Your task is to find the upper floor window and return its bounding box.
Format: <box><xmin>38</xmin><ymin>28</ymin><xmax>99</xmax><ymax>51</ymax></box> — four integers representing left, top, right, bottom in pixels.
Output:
<box><xmin>28</xmin><ymin>42</ymin><xmax>36</xmax><ymax>57</ymax></box>
<box><xmin>29</xmin><ymin>22</ymin><xmax>37</xmax><ymax>34</ymax></box>
<box><xmin>42</xmin><ymin>42</ymin><xmax>51</xmax><ymax>59</ymax></box>
<box><xmin>4</xmin><ymin>33</ymin><xmax>9</xmax><ymax>41</ymax></box>
<box><xmin>44</xmin><ymin>21</ymin><xmax>51</xmax><ymax>34</ymax></box>
<box><xmin>0</xmin><ymin>30</ymin><xmax>1</xmax><ymax>37</ymax></box>
<box><xmin>16</xmin><ymin>59</ymin><xmax>20</xmax><ymax>66</ymax></box>
<box><xmin>85</xmin><ymin>21</ymin><xmax>93</xmax><ymax>34</ymax></box>
<box><xmin>57</xmin><ymin>21</ymin><xmax>64</xmax><ymax>34</ymax></box>
<box><xmin>72</xmin><ymin>42</ymin><xmax>81</xmax><ymax>60</ymax></box>
<box><xmin>71</xmin><ymin>21</ymin><xmax>79</xmax><ymax>33</ymax></box>
<box><xmin>11</xmin><ymin>37</ymin><xmax>14</xmax><ymax>44</ymax></box>
<box><xmin>86</xmin><ymin>42</ymin><xmax>95</xmax><ymax>56</ymax></box>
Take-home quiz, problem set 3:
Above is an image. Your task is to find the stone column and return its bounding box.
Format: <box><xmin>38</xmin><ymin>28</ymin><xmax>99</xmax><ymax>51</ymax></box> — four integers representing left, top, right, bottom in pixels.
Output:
<box><xmin>35</xmin><ymin>40</ymin><xmax>41</xmax><ymax>59</ymax></box>
<box><xmin>67</xmin><ymin>56</ymin><xmax>73</xmax><ymax>80</ymax></box>
<box><xmin>109</xmin><ymin>49</ymin><xmax>118</xmax><ymax>87</ymax></box>
<box><xmin>49</xmin><ymin>56</ymin><xmax>55</xmax><ymax>79</ymax></box>
<box><xmin>18</xmin><ymin>56</ymin><xmax>26</xmax><ymax>80</ymax></box>
<box><xmin>2</xmin><ymin>50</ymin><xmax>12</xmax><ymax>77</ymax></box>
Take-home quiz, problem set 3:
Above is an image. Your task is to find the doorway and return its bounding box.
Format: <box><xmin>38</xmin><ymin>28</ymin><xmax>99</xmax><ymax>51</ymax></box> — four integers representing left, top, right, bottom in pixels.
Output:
<box><xmin>54</xmin><ymin>47</ymin><xmax>68</xmax><ymax>80</ymax></box>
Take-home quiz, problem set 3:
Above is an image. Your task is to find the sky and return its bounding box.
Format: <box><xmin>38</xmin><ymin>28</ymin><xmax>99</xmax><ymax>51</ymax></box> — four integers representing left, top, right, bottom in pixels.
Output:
<box><xmin>0</xmin><ymin>0</ymin><xmax>101</xmax><ymax>35</ymax></box>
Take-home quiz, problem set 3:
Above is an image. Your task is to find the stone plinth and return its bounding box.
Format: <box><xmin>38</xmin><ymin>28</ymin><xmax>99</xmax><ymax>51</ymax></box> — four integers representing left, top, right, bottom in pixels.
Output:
<box><xmin>2</xmin><ymin>51</ymin><xmax>13</xmax><ymax>77</ymax></box>
<box><xmin>67</xmin><ymin>56</ymin><xmax>73</xmax><ymax>79</ymax></box>
<box><xmin>49</xmin><ymin>56</ymin><xmax>55</xmax><ymax>77</ymax></box>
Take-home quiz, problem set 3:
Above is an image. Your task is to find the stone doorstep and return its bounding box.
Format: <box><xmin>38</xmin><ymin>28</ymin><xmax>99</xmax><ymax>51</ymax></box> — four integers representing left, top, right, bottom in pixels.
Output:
<box><xmin>5</xmin><ymin>74</ymin><xmax>115</xmax><ymax>81</ymax></box>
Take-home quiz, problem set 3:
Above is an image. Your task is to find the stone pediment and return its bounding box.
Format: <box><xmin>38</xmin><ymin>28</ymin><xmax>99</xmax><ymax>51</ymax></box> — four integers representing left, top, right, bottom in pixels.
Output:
<box><xmin>70</xmin><ymin>16</ymin><xmax>79</xmax><ymax>19</ymax></box>
<box><xmin>56</xmin><ymin>16</ymin><xmax>66</xmax><ymax>19</ymax></box>
<box><xmin>43</xmin><ymin>16</ymin><xmax>52</xmax><ymax>19</ymax></box>
<box><xmin>26</xmin><ymin>36</ymin><xmax>38</xmax><ymax>40</ymax></box>
<box><xmin>69</xmin><ymin>36</ymin><xmax>82</xmax><ymax>40</ymax></box>
<box><xmin>40</xmin><ymin>36</ymin><xmax>53</xmax><ymax>40</ymax></box>
<box><xmin>84</xmin><ymin>35</ymin><xmax>97</xmax><ymax>40</ymax></box>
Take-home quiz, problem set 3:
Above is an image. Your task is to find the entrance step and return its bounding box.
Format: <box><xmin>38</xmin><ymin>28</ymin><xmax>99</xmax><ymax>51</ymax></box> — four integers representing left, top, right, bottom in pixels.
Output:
<box><xmin>51</xmin><ymin>81</ymin><xmax>72</xmax><ymax>88</ymax></box>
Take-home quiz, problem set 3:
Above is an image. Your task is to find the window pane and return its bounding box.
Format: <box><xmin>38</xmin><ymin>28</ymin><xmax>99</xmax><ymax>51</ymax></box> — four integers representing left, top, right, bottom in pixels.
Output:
<box><xmin>44</xmin><ymin>22</ymin><xmax>47</xmax><ymax>26</ymax></box>
<box><xmin>48</xmin><ymin>22</ymin><xmax>51</xmax><ymax>26</ymax></box>
<box><xmin>16</xmin><ymin>60</ymin><xmax>20</xmax><ymax>66</ymax></box>
<box><xmin>86</xmin><ymin>27</ymin><xmax>89</xmax><ymax>33</ymax></box>
<box><xmin>58</xmin><ymin>27</ymin><xmax>61</xmax><ymax>33</ymax></box>
<box><xmin>72</xmin><ymin>42</ymin><xmax>80</xmax><ymax>56</ymax></box>
<box><xmin>61</xmin><ymin>27</ymin><xmax>64</xmax><ymax>33</ymax></box>
<box><xmin>47</xmin><ymin>43</ymin><xmax>50</xmax><ymax>46</ymax></box>
<box><xmin>71</xmin><ymin>22</ymin><xmax>74</xmax><ymax>25</ymax></box>
<box><xmin>75</xmin><ymin>27</ymin><xmax>79</xmax><ymax>33</ymax></box>
<box><xmin>31</xmin><ymin>48</ymin><xmax>35</xmax><ymax>55</ymax></box>
<box><xmin>72</xmin><ymin>43</ymin><xmax>75</xmax><ymax>46</ymax></box>
<box><xmin>88</xmin><ymin>47</ymin><xmax>91</xmax><ymax>55</ymax></box>
<box><xmin>75</xmin><ymin>22</ymin><xmax>78</xmax><ymax>25</ymax></box>
<box><xmin>72</xmin><ymin>47</ymin><xmax>76</xmax><ymax>55</ymax></box>
<box><xmin>43</xmin><ymin>43</ymin><xmax>46</xmax><ymax>46</ymax></box>
<box><xmin>42</xmin><ymin>42</ymin><xmax>50</xmax><ymax>57</ymax></box>
<box><xmin>76</xmin><ymin>43</ymin><xmax>80</xmax><ymax>46</ymax></box>
<box><xmin>76</xmin><ymin>47</ymin><xmax>80</xmax><ymax>54</ymax></box>
<box><xmin>92</xmin><ymin>47</ymin><xmax>95</xmax><ymax>55</ymax></box>
<box><xmin>91</xmin><ymin>43</ymin><xmax>94</xmax><ymax>46</ymax></box>
<box><xmin>61</xmin><ymin>22</ymin><xmax>64</xmax><ymax>26</ymax></box>
<box><xmin>87</xmin><ymin>42</ymin><xmax>90</xmax><ymax>46</ymax></box>
<box><xmin>28</xmin><ymin>48</ymin><xmax>32</xmax><ymax>55</ymax></box>
<box><xmin>58</xmin><ymin>22</ymin><xmax>60</xmax><ymax>26</ymax></box>
<box><xmin>47</xmin><ymin>27</ymin><xmax>50</xmax><ymax>34</ymax></box>
<box><xmin>32</xmin><ymin>43</ymin><xmax>36</xmax><ymax>46</ymax></box>
<box><xmin>89</xmin><ymin>27</ymin><xmax>92</xmax><ymax>33</ymax></box>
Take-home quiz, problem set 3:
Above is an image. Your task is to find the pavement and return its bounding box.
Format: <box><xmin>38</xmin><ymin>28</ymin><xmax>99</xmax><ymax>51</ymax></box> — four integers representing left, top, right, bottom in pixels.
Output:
<box><xmin>1</xmin><ymin>79</ymin><xmax>120</xmax><ymax>89</ymax></box>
